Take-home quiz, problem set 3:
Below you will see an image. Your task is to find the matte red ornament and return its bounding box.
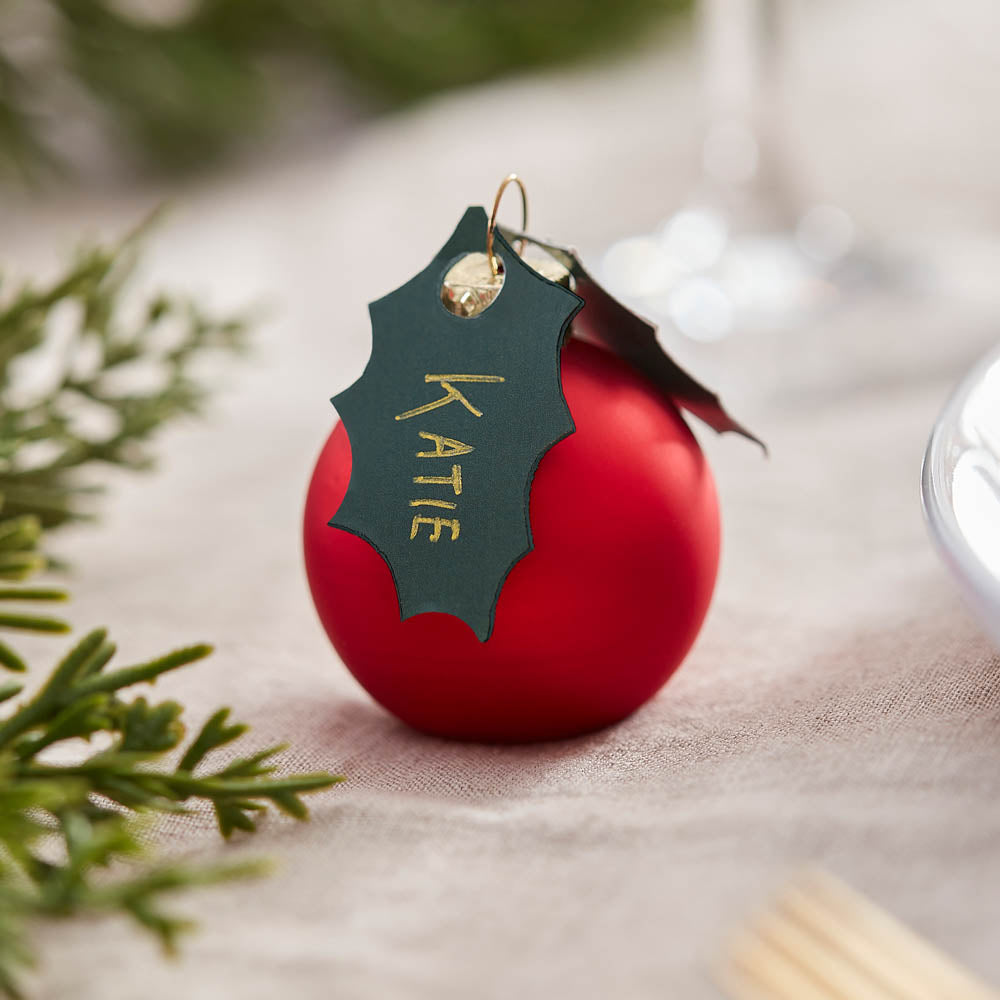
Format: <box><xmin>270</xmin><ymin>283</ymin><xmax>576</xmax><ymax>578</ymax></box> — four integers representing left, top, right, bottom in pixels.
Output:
<box><xmin>303</xmin><ymin>339</ymin><xmax>720</xmax><ymax>742</ymax></box>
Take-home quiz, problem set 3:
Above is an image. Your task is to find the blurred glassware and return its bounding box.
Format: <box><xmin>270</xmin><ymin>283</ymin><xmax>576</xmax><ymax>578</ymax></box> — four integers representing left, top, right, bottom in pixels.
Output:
<box><xmin>600</xmin><ymin>0</ymin><xmax>878</xmax><ymax>338</ymax></box>
<box><xmin>922</xmin><ymin>340</ymin><xmax>1000</xmax><ymax>652</ymax></box>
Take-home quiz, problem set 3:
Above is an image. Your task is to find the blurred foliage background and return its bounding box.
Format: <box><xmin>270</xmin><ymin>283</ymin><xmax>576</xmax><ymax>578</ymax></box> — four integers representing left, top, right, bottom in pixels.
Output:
<box><xmin>0</xmin><ymin>0</ymin><xmax>692</xmax><ymax>183</ymax></box>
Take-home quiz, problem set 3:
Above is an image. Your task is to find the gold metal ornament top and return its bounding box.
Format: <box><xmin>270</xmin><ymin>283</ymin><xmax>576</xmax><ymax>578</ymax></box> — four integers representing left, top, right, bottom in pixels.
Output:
<box><xmin>441</xmin><ymin>249</ymin><xmax>572</xmax><ymax>318</ymax></box>
<box><xmin>441</xmin><ymin>252</ymin><xmax>504</xmax><ymax>318</ymax></box>
<box><xmin>440</xmin><ymin>174</ymin><xmax>572</xmax><ymax>317</ymax></box>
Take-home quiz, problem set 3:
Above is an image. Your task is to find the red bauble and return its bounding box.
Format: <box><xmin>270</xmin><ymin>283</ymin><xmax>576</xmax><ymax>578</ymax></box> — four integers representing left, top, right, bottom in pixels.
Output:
<box><xmin>303</xmin><ymin>339</ymin><xmax>720</xmax><ymax>742</ymax></box>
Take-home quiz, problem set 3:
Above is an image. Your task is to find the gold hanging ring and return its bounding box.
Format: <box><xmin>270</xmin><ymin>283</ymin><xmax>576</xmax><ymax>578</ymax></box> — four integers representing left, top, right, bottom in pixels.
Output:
<box><xmin>486</xmin><ymin>173</ymin><xmax>528</xmax><ymax>277</ymax></box>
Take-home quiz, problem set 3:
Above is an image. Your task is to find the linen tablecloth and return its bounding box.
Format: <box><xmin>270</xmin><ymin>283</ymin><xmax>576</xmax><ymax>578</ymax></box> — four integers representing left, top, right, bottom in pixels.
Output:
<box><xmin>4</xmin><ymin>1</ymin><xmax>1000</xmax><ymax>995</ymax></box>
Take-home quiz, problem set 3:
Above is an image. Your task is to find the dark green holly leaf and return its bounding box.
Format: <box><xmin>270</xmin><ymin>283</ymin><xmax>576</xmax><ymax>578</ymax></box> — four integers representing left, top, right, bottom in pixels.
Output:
<box><xmin>331</xmin><ymin>207</ymin><xmax>582</xmax><ymax>641</ymax></box>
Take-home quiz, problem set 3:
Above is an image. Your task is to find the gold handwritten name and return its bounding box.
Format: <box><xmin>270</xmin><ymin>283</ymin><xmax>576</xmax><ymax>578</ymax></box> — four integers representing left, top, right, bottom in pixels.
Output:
<box><xmin>401</xmin><ymin>374</ymin><xmax>504</xmax><ymax>543</ymax></box>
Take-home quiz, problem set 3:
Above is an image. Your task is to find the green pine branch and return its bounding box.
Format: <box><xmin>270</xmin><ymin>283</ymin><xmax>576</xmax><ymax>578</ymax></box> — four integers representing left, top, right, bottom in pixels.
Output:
<box><xmin>0</xmin><ymin>211</ymin><xmax>248</xmax><ymax>672</ymax></box>
<box><xmin>0</xmin><ymin>222</ymin><xmax>342</xmax><ymax>997</ymax></box>
<box><xmin>0</xmin><ymin>628</ymin><xmax>342</xmax><ymax>998</ymax></box>
<box><xmin>0</xmin><ymin>210</ymin><xmax>248</xmax><ymax>533</ymax></box>
<box><xmin>0</xmin><ymin>0</ymin><xmax>691</xmax><ymax>179</ymax></box>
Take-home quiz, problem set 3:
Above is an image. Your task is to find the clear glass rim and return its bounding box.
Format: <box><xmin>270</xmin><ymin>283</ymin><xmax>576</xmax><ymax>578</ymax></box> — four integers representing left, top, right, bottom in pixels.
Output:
<box><xmin>920</xmin><ymin>340</ymin><xmax>1000</xmax><ymax>626</ymax></box>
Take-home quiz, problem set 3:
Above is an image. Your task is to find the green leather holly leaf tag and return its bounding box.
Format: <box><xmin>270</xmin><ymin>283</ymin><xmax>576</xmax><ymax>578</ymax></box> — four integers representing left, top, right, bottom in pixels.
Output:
<box><xmin>330</xmin><ymin>207</ymin><xmax>583</xmax><ymax>641</ymax></box>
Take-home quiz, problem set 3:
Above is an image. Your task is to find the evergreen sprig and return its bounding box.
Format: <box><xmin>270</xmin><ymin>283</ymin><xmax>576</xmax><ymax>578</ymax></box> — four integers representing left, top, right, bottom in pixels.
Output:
<box><xmin>0</xmin><ymin>629</ymin><xmax>340</xmax><ymax>998</ymax></box>
<box><xmin>0</xmin><ymin>224</ymin><xmax>341</xmax><ymax>997</ymax></box>
<box><xmin>0</xmin><ymin>211</ymin><xmax>246</xmax><ymax>671</ymax></box>
<box><xmin>0</xmin><ymin>0</ymin><xmax>691</xmax><ymax>179</ymax></box>
<box><xmin>0</xmin><ymin>211</ymin><xmax>247</xmax><ymax>534</ymax></box>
